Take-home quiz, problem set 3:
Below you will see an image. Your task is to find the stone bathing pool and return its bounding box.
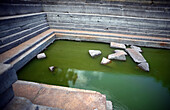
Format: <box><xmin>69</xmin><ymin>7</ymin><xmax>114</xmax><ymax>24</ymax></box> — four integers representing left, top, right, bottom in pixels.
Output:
<box><xmin>17</xmin><ymin>40</ymin><xmax>170</xmax><ymax>110</ymax></box>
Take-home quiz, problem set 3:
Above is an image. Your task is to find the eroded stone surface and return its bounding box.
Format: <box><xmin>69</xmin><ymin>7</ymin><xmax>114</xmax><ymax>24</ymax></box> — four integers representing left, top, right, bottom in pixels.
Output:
<box><xmin>101</xmin><ymin>57</ymin><xmax>111</xmax><ymax>64</ymax></box>
<box><xmin>130</xmin><ymin>45</ymin><xmax>142</xmax><ymax>52</ymax></box>
<box><xmin>108</xmin><ymin>52</ymin><xmax>126</xmax><ymax>61</ymax></box>
<box><xmin>114</xmin><ymin>50</ymin><xmax>127</xmax><ymax>56</ymax></box>
<box><xmin>126</xmin><ymin>48</ymin><xmax>146</xmax><ymax>63</ymax></box>
<box><xmin>138</xmin><ymin>62</ymin><xmax>149</xmax><ymax>72</ymax></box>
<box><xmin>89</xmin><ymin>50</ymin><xmax>101</xmax><ymax>57</ymax></box>
<box><xmin>37</xmin><ymin>53</ymin><xmax>46</xmax><ymax>59</ymax></box>
<box><xmin>110</xmin><ymin>42</ymin><xmax>126</xmax><ymax>49</ymax></box>
<box><xmin>13</xmin><ymin>80</ymin><xmax>107</xmax><ymax>110</ymax></box>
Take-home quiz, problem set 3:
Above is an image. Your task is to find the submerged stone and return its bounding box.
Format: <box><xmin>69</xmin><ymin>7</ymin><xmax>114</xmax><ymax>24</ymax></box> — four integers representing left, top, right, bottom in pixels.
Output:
<box><xmin>49</xmin><ymin>66</ymin><xmax>56</xmax><ymax>72</ymax></box>
<box><xmin>89</xmin><ymin>50</ymin><xmax>101</xmax><ymax>57</ymax></box>
<box><xmin>138</xmin><ymin>62</ymin><xmax>149</xmax><ymax>72</ymax></box>
<box><xmin>130</xmin><ymin>45</ymin><xmax>142</xmax><ymax>52</ymax></box>
<box><xmin>126</xmin><ymin>48</ymin><xmax>146</xmax><ymax>63</ymax></box>
<box><xmin>114</xmin><ymin>50</ymin><xmax>127</xmax><ymax>56</ymax></box>
<box><xmin>101</xmin><ymin>57</ymin><xmax>111</xmax><ymax>65</ymax></box>
<box><xmin>110</xmin><ymin>42</ymin><xmax>126</xmax><ymax>49</ymax></box>
<box><xmin>37</xmin><ymin>53</ymin><xmax>46</xmax><ymax>59</ymax></box>
<box><xmin>108</xmin><ymin>52</ymin><xmax>126</xmax><ymax>61</ymax></box>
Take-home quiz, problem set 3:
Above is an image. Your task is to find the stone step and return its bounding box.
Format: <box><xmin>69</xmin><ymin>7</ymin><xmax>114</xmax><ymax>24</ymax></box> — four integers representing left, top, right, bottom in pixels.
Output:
<box><xmin>13</xmin><ymin>80</ymin><xmax>108</xmax><ymax>110</ymax></box>
<box><xmin>46</xmin><ymin>12</ymin><xmax>170</xmax><ymax>29</ymax></box>
<box><xmin>4</xmin><ymin>0</ymin><xmax>170</xmax><ymax>6</ymax></box>
<box><xmin>4</xmin><ymin>96</ymin><xmax>63</xmax><ymax>110</ymax></box>
<box><xmin>0</xmin><ymin>3</ymin><xmax>43</xmax><ymax>17</ymax></box>
<box><xmin>49</xmin><ymin>22</ymin><xmax>170</xmax><ymax>38</ymax></box>
<box><xmin>49</xmin><ymin>21</ymin><xmax>170</xmax><ymax>31</ymax></box>
<box><xmin>0</xmin><ymin>20</ymin><xmax>47</xmax><ymax>38</ymax></box>
<box><xmin>1</xmin><ymin>31</ymin><xmax>54</xmax><ymax>64</ymax></box>
<box><xmin>52</xmin><ymin>29</ymin><xmax>170</xmax><ymax>49</ymax></box>
<box><xmin>0</xmin><ymin>13</ymin><xmax>46</xmax><ymax>32</ymax></box>
<box><xmin>0</xmin><ymin>23</ymin><xmax>48</xmax><ymax>45</ymax></box>
<box><xmin>43</xmin><ymin>4</ymin><xmax>170</xmax><ymax>19</ymax></box>
<box><xmin>0</xmin><ymin>26</ymin><xmax>49</xmax><ymax>54</ymax></box>
<box><xmin>51</xmin><ymin>29</ymin><xmax>170</xmax><ymax>42</ymax></box>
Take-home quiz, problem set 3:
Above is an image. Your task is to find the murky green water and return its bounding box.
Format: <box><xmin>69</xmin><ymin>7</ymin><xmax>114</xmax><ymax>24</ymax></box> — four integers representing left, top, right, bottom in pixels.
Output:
<box><xmin>17</xmin><ymin>40</ymin><xmax>170</xmax><ymax>110</ymax></box>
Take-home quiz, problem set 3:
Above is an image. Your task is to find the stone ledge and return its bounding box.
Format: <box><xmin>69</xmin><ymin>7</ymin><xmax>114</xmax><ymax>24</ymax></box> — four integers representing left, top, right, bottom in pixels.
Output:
<box><xmin>13</xmin><ymin>80</ymin><xmax>107</xmax><ymax>110</ymax></box>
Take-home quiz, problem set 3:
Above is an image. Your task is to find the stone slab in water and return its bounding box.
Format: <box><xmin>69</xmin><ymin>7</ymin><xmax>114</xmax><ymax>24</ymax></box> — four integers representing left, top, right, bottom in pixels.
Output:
<box><xmin>37</xmin><ymin>53</ymin><xmax>46</xmax><ymax>59</ymax></box>
<box><xmin>130</xmin><ymin>45</ymin><xmax>142</xmax><ymax>52</ymax></box>
<box><xmin>101</xmin><ymin>57</ymin><xmax>111</xmax><ymax>65</ymax></box>
<box><xmin>89</xmin><ymin>50</ymin><xmax>101</xmax><ymax>57</ymax></box>
<box><xmin>49</xmin><ymin>66</ymin><xmax>55</xmax><ymax>72</ymax></box>
<box><xmin>106</xmin><ymin>100</ymin><xmax>113</xmax><ymax>110</ymax></box>
<box><xmin>108</xmin><ymin>52</ymin><xmax>126</xmax><ymax>61</ymax></box>
<box><xmin>114</xmin><ymin>50</ymin><xmax>127</xmax><ymax>56</ymax></box>
<box><xmin>110</xmin><ymin>42</ymin><xmax>126</xmax><ymax>49</ymax></box>
<box><xmin>138</xmin><ymin>62</ymin><xmax>149</xmax><ymax>72</ymax></box>
<box><xmin>126</xmin><ymin>48</ymin><xmax>146</xmax><ymax>63</ymax></box>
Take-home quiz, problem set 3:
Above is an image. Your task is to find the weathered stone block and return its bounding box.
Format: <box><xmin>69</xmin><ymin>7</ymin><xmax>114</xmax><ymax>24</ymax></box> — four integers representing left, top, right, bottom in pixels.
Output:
<box><xmin>0</xmin><ymin>86</ymin><xmax>14</xmax><ymax>109</ymax></box>
<box><xmin>0</xmin><ymin>63</ymin><xmax>17</xmax><ymax>94</ymax></box>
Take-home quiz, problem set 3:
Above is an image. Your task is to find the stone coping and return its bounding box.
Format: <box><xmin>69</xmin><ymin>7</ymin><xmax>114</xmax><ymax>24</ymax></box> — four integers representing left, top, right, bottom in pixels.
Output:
<box><xmin>13</xmin><ymin>80</ymin><xmax>107</xmax><ymax>110</ymax></box>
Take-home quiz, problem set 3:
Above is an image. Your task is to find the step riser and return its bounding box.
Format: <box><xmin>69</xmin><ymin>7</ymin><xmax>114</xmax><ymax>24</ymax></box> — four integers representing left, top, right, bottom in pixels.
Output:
<box><xmin>4</xmin><ymin>32</ymin><xmax>54</xmax><ymax>64</ymax></box>
<box><xmin>56</xmin><ymin>34</ymin><xmax>170</xmax><ymax>49</ymax></box>
<box><xmin>0</xmin><ymin>20</ymin><xmax>47</xmax><ymax>38</ymax></box>
<box><xmin>0</xmin><ymin>26</ymin><xmax>49</xmax><ymax>54</ymax></box>
<box><xmin>1</xmin><ymin>23</ymin><xmax>49</xmax><ymax>45</ymax></box>
<box><xmin>47</xmin><ymin>13</ymin><xmax>170</xmax><ymax>28</ymax></box>
<box><xmin>0</xmin><ymin>15</ymin><xmax>46</xmax><ymax>32</ymax></box>
<box><xmin>43</xmin><ymin>5</ymin><xmax>170</xmax><ymax>19</ymax></box>
<box><xmin>49</xmin><ymin>23</ymin><xmax>170</xmax><ymax>37</ymax></box>
<box><xmin>0</xmin><ymin>4</ymin><xmax>43</xmax><ymax>17</ymax></box>
<box><xmin>52</xmin><ymin>30</ymin><xmax>170</xmax><ymax>42</ymax></box>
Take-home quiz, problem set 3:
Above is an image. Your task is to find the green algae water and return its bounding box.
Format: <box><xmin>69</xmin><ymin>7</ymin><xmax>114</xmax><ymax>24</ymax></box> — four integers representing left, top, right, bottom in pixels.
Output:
<box><xmin>17</xmin><ymin>40</ymin><xmax>170</xmax><ymax>110</ymax></box>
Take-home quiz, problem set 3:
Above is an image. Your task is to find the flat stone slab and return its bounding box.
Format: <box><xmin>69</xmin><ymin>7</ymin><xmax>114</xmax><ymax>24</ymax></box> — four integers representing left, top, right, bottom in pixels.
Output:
<box><xmin>114</xmin><ymin>50</ymin><xmax>127</xmax><ymax>56</ymax></box>
<box><xmin>108</xmin><ymin>52</ymin><xmax>126</xmax><ymax>61</ymax></box>
<box><xmin>126</xmin><ymin>48</ymin><xmax>146</xmax><ymax>63</ymax></box>
<box><xmin>101</xmin><ymin>57</ymin><xmax>111</xmax><ymax>65</ymax></box>
<box><xmin>13</xmin><ymin>80</ymin><xmax>107</xmax><ymax>110</ymax></box>
<box><xmin>110</xmin><ymin>42</ymin><xmax>126</xmax><ymax>49</ymax></box>
<box><xmin>37</xmin><ymin>53</ymin><xmax>46</xmax><ymax>59</ymax></box>
<box><xmin>130</xmin><ymin>45</ymin><xmax>142</xmax><ymax>52</ymax></box>
<box><xmin>138</xmin><ymin>62</ymin><xmax>149</xmax><ymax>72</ymax></box>
<box><xmin>89</xmin><ymin>50</ymin><xmax>101</xmax><ymax>57</ymax></box>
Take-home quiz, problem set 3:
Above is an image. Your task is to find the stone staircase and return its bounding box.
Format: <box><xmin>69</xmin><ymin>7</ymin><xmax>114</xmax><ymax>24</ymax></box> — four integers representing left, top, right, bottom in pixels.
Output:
<box><xmin>0</xmin><ymin>0</ymin><xmax>170</xmax><ymax>109</ymax></box>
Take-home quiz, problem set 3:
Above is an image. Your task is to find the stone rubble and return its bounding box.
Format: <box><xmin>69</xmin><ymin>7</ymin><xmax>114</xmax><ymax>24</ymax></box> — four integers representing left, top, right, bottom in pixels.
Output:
<box><xmin>138</xmin><ymin>62</ymin><xmax>149</xmax><ymax>72</ymax></box>
<box><xmin>49</xmin><ymin>66</ymin><xmax>56</xmax><ymax>72</ymax></box>
<box><xmin>89</xmin><ymin>50</ymin><xmax>102</xmax><ymax>57</ymax></box>
<box><xmin>101</xmin><ymin>57</ymin><xmax>111</xmax><ymax>65</ymax></box>
<box><xmin>110</xmin><ymin>42</ymin><xmax>126</xmax><ymax>49</ymax></box>
<box><xmin>114</xmin><ymin>50</ymin><xmax>127</xmax><ymax>56</ymax></box>
<box><xmin>126</xmin><ymin>48</ymin><xmax>146</xmax><ymax>63</ymax></box>
<box><xmin>130</xmin><ymin>45</ymin><xmax>142</xmax><ymax>52</ymax></box>
<box><xmin>37</xmin><ymin>53</ymin><xmax>46</xmax><ymax>59</ymax></box>
<box><xmin>108</xmin><ymin>52</ymin><xmax>126</xmax><ymax>61</ymax></box>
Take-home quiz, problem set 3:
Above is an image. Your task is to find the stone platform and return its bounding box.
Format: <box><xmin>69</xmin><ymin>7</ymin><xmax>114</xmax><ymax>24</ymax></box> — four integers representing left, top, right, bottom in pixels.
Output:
<box><xmin>13</xmin><ymin>80</ymin><xmax>109</xmax><ymax>110</ymax></box>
